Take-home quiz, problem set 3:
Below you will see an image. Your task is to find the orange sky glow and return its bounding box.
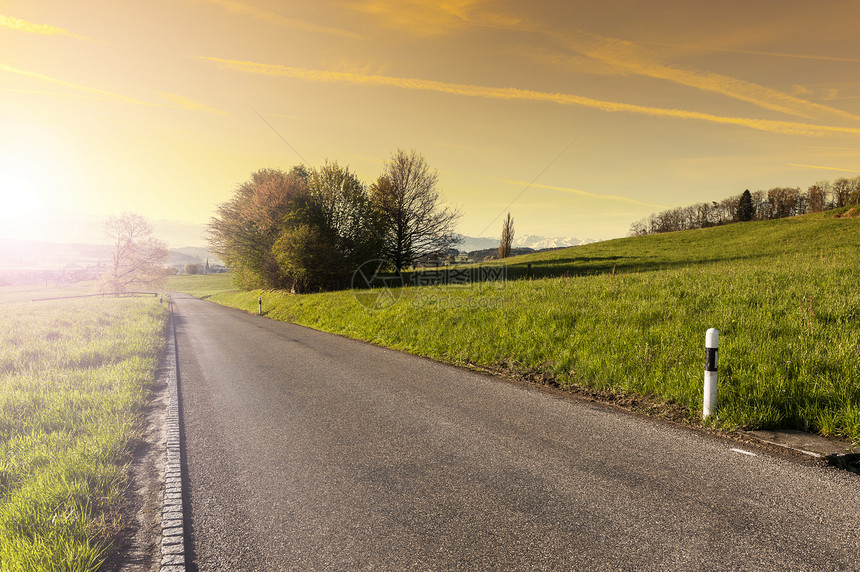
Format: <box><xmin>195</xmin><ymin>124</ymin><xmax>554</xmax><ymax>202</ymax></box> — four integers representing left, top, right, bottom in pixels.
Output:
<box><xmin>2</xmin><ymin>0</ymin><xmax>860</xmax><ymax>246</ymax></box>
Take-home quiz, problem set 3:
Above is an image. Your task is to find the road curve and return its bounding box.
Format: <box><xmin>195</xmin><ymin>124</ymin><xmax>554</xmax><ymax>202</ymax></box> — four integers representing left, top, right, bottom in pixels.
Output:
<box><xmin>172</xmin><ymin>293</ymin><xmax>860</xmax><ymax>570</ymax></box>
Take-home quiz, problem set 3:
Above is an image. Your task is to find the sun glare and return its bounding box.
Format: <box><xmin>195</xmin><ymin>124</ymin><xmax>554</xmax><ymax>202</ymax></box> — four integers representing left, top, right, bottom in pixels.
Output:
<box><xmin>0</xmin><ymin>123</ymin><xmax>70</xmax><ymax>241</ymax></box>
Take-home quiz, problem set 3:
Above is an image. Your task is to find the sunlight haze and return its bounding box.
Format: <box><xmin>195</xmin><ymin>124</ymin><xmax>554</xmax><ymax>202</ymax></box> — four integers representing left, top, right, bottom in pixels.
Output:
<box><xmin>2</xmin><ymin>0</ymin><xmax>859</xmax><ymax>246</ymax></box>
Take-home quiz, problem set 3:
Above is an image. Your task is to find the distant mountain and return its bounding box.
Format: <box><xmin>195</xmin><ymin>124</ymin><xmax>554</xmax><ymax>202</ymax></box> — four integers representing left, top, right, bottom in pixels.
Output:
<box><xmin>0</xmin><ymin>239</ymin><xmax>112</xmax><ymax>270</ymax></box>
<box><xmin>150</xmin><ymin>220</ymin><xmax>208</xmax><ymax>249</ymax></box>
<box><xmin>168</xmin><ymin>247</ymin><xmax>223</xmax><ymax>268</ymax></box>
<box><xmin>456</xmin><ymin>236</ymin><xmax>500</xmax><ymax>252</ymax></box>
<box><xmin>456</xmin><ymin>234</ymin><xmax>596</xmax><ymax>253</ymax></box>
<box><xmin>0</xmin><ymin>238</ymin><xmax>222</xmax><ymax>271</ymax></box>
<box><xmin>513</xmin><ymin>235</ymin><xmax>582</xmax><ymax>249</ymax></box>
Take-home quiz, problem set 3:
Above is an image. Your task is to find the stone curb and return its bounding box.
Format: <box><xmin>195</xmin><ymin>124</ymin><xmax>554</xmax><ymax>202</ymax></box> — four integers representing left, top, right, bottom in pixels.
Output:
<box><xmin>161</xmin><ymin>304</ymin><xmax>186</xmax><ymax>571</ymax></box>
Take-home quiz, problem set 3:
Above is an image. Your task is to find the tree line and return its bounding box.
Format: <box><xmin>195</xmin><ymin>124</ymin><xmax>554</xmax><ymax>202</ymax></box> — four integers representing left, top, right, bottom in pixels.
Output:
<box><xmin>207</xmin><ymin>149</ymin><xmax>461</xmax><ymax>293</ymax></box>
<box><xmin>629</xmin><ymin>176</ymin><xmax>860</xmax><ymax>236</ymax></box>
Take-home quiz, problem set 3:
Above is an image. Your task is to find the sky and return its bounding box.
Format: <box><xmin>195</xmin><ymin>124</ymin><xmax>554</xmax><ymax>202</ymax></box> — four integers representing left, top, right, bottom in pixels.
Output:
<box><xmin>2</xmin><ymin>0</ymin><xmax>860</xmax><ymax>247</ymax></box>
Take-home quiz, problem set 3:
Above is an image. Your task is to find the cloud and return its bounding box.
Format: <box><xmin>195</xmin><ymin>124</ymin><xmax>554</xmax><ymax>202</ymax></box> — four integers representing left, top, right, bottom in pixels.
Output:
<box><xmin>352</xmin><ymin>0</ymin><xmax>522</xmax><ymax>36</ymax></box>
<box><xmin>0</xmin><ymin>63</ymin><xmax>151</xmax><ymax>105</ymax></box>
<box><xmin>502</xmin><ymin>180</ymin><xmax>668</xmax><ymax>208</ymax></box>
<box><xmin>158</xmin><ymin>92</ymin><xmax>228</xmax><ymax>115</ymax></box>
<box><xmin>0</xmin><ymin>64</ymin><xmax>229</xmax><ymax>116</ymax></box>
<box><xmin>202</xmin><ymin>57</ymin><xmax>860</xmax><ymax>137</ymax></box>
<box><xmin>359</xmin><ymin>3</ymin><xmax>860</xmax><ymax>124</ymax></box>
<box><xmin>641</xmin><ymin>41</ymin><xmax>860</xmax><ymax>65</ymax></box>
<box><xmin>0</xmin><ymin>14</ymin><xmax>94</xmax><ymax>41</ymax></box>
<box><xmin>193</xmin><ymin>0</ymin><xmax>360</xmax><ymax>39</ymax></box>
<box><xmin>789</xmin><ymin>163</ymin><xmax>860</xmax><ymax>174</ymax></box>
<box><xmin>552</xmin><ymin>32</ymin><xmax>860</xmax><ymax>123</ymax></box>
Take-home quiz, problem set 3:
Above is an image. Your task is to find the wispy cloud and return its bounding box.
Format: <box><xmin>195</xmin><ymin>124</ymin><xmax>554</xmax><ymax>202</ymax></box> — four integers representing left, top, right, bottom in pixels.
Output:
<box><xmin>0</xmin><ymin>63</ymin><xmax>151</xmax><ymax>105</ymax></box>
<box><xmin>202</xmin><ymin>57</ymin><xmax>860</xmax><ymax>137</ymax></box>
<box><xmin>551</xmin><ymin>32</ymin><xmax>860</xmax><ymax>123</ymax></box>
<box><xmin>502</xmin><ymin>180</ymin><xmax>668</xmax><ymax>208</ymax></box>
<box><xmin>0</xmin><ymin>64</ymin><xmax>230</xmax><ymax>115</ymax></box>
<box><xmin>0</xmin><ymin>14</ymin><xmax>95</xmax><ymax>41</ymax></box>
<box><xmin>789</xmin><ymin>163</ymin><xmax>860</xmax><ymax>174</ymax></box>
<box><xmin>641</xmin><ymin>41</ymin><xmax>860</xmax><ymax>65</ymax></box>
<box><xmin>353</xmin><ymin>0</ymin><xmax>522</xmax><ymax>36</ymax></box>
<box><xmin>361</xmin><ymin>4</ymin><xmax>860</xmax><ymax>124</ymax></box>
<box><xmin>194</xmin><ymin>0</ymin><xmax>360</xmax><ymax>39</ymax></box>
<box><xmin>158</xmin><ymin>92</ymin><xmax>228</xmax><ymax>115</ymax></box>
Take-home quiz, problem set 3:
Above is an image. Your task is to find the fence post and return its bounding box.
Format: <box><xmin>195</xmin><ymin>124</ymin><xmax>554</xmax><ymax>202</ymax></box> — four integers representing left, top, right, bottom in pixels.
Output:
<box><xmin>703</xmin><ymin>328</ymin><xmax>719</xmax><ymax>418</ymax></box>
<box><xmin>258</xmin><ymin>296</ymin><xmax>262</xmax><ymax>315</ymax></box>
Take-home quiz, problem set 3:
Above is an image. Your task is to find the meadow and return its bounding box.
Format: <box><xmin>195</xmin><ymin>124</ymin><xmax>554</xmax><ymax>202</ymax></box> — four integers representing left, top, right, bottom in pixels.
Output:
<box><xmin>171</xmin><ymin>211</ymin><xmax>860</xmax><ymax>444</ymax></box>
<box><xmin>164</xmin><ymin>272</ymin><xmax>235</xmax><ymax>299</ymax></box>
<box><xmin>0</xmin><ymin>290</ymin><xmax>167</xmax><ymax>570</ymax></box>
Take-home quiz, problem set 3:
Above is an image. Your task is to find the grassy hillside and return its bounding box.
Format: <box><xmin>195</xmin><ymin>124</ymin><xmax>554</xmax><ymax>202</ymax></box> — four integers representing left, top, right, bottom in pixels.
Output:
<box><xmin>171</xmin><ymin>212</ymin><xmax>860</xmax><ymax>443</ymax></box>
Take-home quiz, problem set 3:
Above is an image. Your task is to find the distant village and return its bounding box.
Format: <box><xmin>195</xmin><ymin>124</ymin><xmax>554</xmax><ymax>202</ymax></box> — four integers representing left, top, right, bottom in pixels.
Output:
<box><xmin>0</xmin><ymin>235</ymin><xmax>590</xmax><ymax>288</ymax></box>
<box><xmin>0</xmin><ymin>240</ymin><xmax>226</xmax><ymax>287</ymax></box>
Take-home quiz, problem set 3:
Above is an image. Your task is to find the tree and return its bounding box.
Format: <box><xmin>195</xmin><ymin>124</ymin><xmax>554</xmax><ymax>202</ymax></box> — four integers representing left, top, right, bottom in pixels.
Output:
<box><xmin>737</xmin><ymin>189</ymin><xmax>755</xmax><ymax>222</ymax></box>
<box><xmin>272</xmin><ymin>223</ymin><xmax>341</xmax><ymax>293</ymax></box>
<box><xmin>185</xmin><ymin>263</ymin><xmax>203</xmax><ymax>275</ymax></box>
<box><xmin>99</xmin><ymin>213</ymin><xmax>169</xmax><ymax>292</ymax></box>
<box><xmin>306</xmin><ymin>161</ymin><xmax>384</xmax><ymax>277</ymax></box>
<box><xmin>807</xmin><ymin>184</ymin><xmax>826</xmax><ymax>213</ymax></box>
<box><xmin>498</xmin><ymin>212</ymin><xmax>514</xmax><ymax>258</ymax></box>
<box><xmin>273</xmin><ymin>161</ymin><xmax>384</xmax><ymax>292</ymax></box>
<box><xmin>370</xmin><ymin>149</ymin><xmax>461</xmax><ymax>273</ymax></box>
<box><xmin>833</xmin><ymin>177</ymin><xmax>852</xmax><ymax>208</ymax></box>
<box><xmin>207</xmin><ymin>168</ymin><xmax>310</xmax><ymax>289</ymax></box>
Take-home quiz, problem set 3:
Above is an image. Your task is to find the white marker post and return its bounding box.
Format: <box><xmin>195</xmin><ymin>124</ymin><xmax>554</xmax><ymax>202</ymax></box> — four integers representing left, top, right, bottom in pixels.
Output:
<box><xmin>703</xmin><ymin>328</ymin><xmax>719</xmax><ymax>419</ymax></box>
<box><xmin>258</xmin><ymin>296</ymin><xmax>262</xmax><ymax>315</ymax></box>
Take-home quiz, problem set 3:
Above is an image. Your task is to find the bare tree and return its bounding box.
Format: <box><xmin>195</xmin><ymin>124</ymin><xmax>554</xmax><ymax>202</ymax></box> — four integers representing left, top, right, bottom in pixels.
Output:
<box><xmin>833</xmin><ymin>178</ymin><xmax>853</xmax><ymax>208</ymax></box>
<box><xmin>99</xmin><ymin>213</ymin><xmax>169</xmax><ymax>292</ymax></box>
<box><xmin>498</xmin><ymin>212</ymin><xmax>514</xmax><ymax>259</ymax></box>
<box><xmin>370</xmin><ymin>149</ymin><xmax>461</xmax><ymax>273</ymax></box>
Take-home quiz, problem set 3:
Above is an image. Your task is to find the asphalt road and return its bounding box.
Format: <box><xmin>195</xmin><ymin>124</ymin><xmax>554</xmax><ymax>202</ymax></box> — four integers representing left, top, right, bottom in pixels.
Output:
<box><xmin>172</xmin><ymin>293</ymin><xmax>860</xmax><ymax>570</ymax></box>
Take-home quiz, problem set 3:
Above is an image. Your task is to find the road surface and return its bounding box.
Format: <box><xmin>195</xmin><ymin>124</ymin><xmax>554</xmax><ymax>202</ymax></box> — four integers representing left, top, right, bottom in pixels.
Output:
<box><xmin>172</xmin><ymin>293</ymin><xmax>860</xmax><ymax>570</ymax></box>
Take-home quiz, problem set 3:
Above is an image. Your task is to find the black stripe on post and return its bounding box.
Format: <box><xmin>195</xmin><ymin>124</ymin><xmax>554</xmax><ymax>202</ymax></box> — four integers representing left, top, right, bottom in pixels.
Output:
<box><xmin>705</xmin><ymin>347</ymin><xmax>718</xmax><ymax>372</ymax></box>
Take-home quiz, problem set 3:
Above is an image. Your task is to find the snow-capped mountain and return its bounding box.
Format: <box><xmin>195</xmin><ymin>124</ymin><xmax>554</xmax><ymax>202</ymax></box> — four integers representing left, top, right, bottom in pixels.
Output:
<box><xmin>456</xmin><ymin>235</ymin><xmax>596</xmax><ymax>252</ymax></box>
<box><xmin>513</xmin><ymin>235</ymin><xmax>583</xmax><ymax>250</ymax></box>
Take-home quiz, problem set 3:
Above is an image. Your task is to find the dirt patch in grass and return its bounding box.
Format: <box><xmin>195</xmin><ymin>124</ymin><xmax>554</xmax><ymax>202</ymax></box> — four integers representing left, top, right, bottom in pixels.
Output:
<box><xmin>102</xmin><ymin>364</ymin><xmax>168</xmax><ymax>571</ymax></box>
<box><xmin>833</xmin><ymin>207</ymin><xmax>860</xmax><ymax>218</ymax></box>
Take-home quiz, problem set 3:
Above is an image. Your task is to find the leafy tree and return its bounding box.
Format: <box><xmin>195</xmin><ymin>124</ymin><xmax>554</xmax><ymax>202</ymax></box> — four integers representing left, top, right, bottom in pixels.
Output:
<box><xmin>99</xmin><ymin>213</ymin><xmax>169</xmax><ymax>292</ymax></box>
<box><xmin>307</xmin><ymin>161</ymin><xmax>384</xmax><ymax>275</ymax></box>
<box><xmin>271</xmin><ymin>161</ymin><xmax>384</xmax><ymax>292</ymax></box>
<box><xmin>272</xmin><ymin>223</ymin><xmax>341</xmax><ymax>293</ymax></box>
<box><xmin>185</xmin><ymin>263</ymin><xmax>203</xmax><ymax>275</ymax></box>
<box><xmin>498</xmin><ymin>212</ymin><xmax>514</xmax><ymax>258</ymax></box>
<box><xmin>208</xmin><ymin>168</ymin><xmax>310</xmax><ymax>289</ymax></box>
<box><xmin>370</xmin><ymin>149</ymin><xmax>461</xmax><ymax>273</ymax></box>
<box><xmin>737</xmin><ymin>189</ymin><xmax>755</xmax><ymax>222</ymax></box>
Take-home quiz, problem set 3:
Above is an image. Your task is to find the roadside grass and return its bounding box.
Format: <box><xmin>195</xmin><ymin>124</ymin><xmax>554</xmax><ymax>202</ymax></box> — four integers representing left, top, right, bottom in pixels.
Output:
<box><xmin>176</xmin><ymin>213</ymin><xmax>860</xmax><ymax>444</ymax></box>
<box><xmin>0</xmin><ymin>297</ymin><xmax>168</xmax><ymax>570</ymax></box>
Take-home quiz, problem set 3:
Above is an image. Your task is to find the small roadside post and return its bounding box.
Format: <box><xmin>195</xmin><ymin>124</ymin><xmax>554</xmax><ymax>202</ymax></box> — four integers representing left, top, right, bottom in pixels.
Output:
<box><xmin>258</xmin><ymin>296</ymin><xmax>262</xmax><ymax>316</ymax></box>
<box><xmin>703</xmin><ymin>328</ymin><xmax>719</xmax><ymax>419</ymax></box>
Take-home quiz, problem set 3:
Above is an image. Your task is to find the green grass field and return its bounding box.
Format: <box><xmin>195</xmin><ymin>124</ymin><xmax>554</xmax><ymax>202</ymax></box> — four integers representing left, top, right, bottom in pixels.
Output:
<box><xmin>170</xmin><ymin>211</ymin><xmax>860</xmax><ymax>444</ymax></box>
<box><xmin>165</xmin><ymin>273</ymin><xmax>235</xmax><ymax>299</ymax></box>
<box><xmin>0</xmin><ymin>291</ymin><xmax>167</xmax><ymax>570</ymax></box>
